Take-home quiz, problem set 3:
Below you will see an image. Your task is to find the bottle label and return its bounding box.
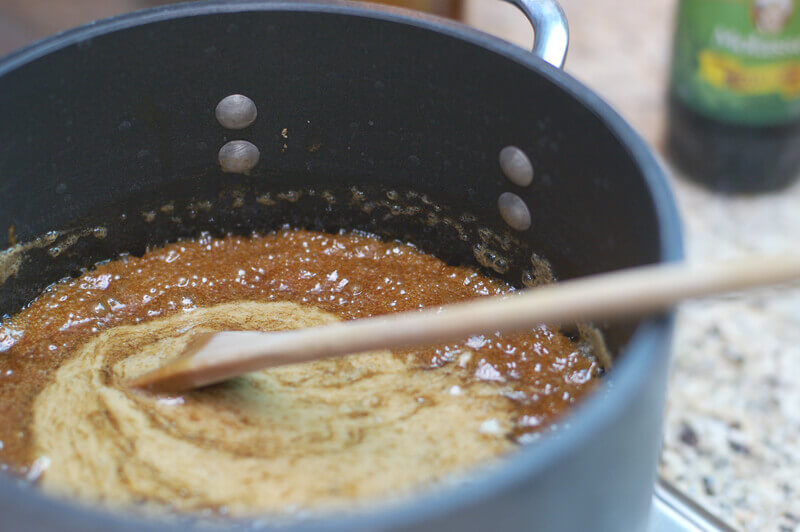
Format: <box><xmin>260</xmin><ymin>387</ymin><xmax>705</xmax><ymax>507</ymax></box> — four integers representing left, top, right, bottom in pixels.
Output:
<box><xmin>671</xmin><ymin>0</ymin><xmax>800</xmax><ymax>125</ymax></box>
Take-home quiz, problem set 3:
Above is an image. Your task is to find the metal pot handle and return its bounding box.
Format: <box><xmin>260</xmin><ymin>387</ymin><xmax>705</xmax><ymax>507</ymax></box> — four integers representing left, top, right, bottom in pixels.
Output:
<box><xmin>501</xmin><ymin>0</ymin><xmax>569</xmax><ymax>68</ymax></box>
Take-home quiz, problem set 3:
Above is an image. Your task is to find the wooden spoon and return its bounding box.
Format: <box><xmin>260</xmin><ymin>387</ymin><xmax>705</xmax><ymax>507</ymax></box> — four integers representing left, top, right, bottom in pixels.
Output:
<box><xmin>128</xmin><ymin>255</ymin><xmax>800</xmax><ymax>392</ymax></box>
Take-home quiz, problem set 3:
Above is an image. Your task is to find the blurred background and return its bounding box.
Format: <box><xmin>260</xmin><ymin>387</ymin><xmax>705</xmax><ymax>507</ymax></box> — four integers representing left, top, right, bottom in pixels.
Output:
<box><xmin>1</xmin><ymin>1</ymin><xmax>799</xmax><ymax>531</ymax></box>
<box><xmin>2</xmin><ymin>1</ymin><xmax>460</xmax><ymax>54</ymax></box>
<box><xmin>0</xmin><ymin>1</ymin><xmax>464</xmax><ymax>56</ymax></box>
<box><xmin>0</xmin><ymin>1</ymin><xmax>454</xmax><ymax>54</ymax></box>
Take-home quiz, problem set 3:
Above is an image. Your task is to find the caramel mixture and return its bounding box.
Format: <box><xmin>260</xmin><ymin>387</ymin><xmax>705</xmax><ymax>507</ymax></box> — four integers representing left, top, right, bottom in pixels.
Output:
<box><xmin>0</xmin><ymin>228</ymin><xmax>600</xmax><ymax>514</ymax></box>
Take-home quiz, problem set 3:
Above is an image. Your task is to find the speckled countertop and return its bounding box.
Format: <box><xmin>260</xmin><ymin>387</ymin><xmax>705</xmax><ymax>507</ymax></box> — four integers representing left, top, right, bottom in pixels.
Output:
<box><xmin>467</xmin><ymin>1</ymin><xmax>800</xmax><ymax>530</ymax></box>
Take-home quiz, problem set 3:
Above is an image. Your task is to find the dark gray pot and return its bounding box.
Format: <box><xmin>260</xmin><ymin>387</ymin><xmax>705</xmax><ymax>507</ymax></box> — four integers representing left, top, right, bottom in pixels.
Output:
<box><xmin>0</xmin><ymin>1</ymin><xmax>683</xmax><ymax>530</ymax></box>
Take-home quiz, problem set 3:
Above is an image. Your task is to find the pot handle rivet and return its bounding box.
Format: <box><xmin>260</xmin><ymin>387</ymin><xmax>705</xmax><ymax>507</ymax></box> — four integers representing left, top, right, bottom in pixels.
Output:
<box><xmin>218</xmin><ymin>140</ymin><xmax>260</xmax><ymax>174</ymax></box>
<box><xmin>215</xmin><ymin>94</ymin><xmax>257</xmax><ymax>129</ymax></box>
<box><xmin>498</xmin><ymin>192</ymin><xmax>532</xmax><ymax>231</ymax></box>
<box><xmin>502</xmin><ymin>0</ymin><xmax>569</xmax><ymax>68</ymax></box>
<box><xmin>499</xmin><ymin>146</ymin><xmax>534</xmax><ymax>187</ymax></box>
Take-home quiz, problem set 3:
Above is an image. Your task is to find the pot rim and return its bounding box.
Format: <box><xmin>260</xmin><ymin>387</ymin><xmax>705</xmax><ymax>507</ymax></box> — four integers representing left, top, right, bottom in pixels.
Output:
<box><xmin>0</xmin><ymin>2</ymin><xmax>684</xmax><ymax>530</ymax></box>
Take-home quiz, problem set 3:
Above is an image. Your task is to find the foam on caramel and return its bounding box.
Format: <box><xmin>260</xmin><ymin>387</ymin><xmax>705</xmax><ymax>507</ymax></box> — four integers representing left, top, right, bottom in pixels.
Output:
<box><xmin>33</xmin><ymin>301</ymin><xmax>516</xmax><ymax>514</ymax></box>
<box><xmin>0</xmin><ymin>228</ymin><xmax>600</xmax><ymax>516</ymax></box>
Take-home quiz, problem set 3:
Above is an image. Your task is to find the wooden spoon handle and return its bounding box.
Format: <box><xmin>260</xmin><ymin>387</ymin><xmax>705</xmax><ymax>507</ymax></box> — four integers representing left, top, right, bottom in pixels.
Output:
<box><xmin>129</xmin><ymin>255</ymin><xmax>800</xmax><ymax>392</ymax></box>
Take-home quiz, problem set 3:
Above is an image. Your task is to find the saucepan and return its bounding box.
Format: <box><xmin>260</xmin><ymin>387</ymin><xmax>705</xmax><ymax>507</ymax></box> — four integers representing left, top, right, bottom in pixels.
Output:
<box><xmin>0</xmin><ymin>1</ymin><xmax>682</xmax><ymax>530</ymax></box>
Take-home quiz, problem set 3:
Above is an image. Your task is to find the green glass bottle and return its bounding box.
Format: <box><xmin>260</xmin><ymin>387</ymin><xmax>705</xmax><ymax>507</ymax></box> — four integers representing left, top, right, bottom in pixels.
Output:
<box><xmin>667</xmin><ymin>0</ymin><xmax>800</xmax><ymax>193</ymax></box>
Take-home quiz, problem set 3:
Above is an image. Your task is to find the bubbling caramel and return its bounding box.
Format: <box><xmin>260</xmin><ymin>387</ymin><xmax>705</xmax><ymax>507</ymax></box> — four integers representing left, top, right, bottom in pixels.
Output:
<box><xmin>0</xmin><ymin>228</ymin><xmax>600</xmax><ymax>515</ymax></box>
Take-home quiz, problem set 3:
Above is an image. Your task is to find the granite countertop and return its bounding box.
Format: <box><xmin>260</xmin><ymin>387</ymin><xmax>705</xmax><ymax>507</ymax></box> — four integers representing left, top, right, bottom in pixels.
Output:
<box><xmin>468</xmin><ymin>1</ymin><xmax>800</xmax><ymax>530</ymax></box>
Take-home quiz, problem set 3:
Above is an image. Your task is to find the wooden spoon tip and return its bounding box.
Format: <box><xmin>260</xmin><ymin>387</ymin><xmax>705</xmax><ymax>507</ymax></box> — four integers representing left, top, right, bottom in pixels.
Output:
<box><xmin>126</xmin><ymin>332</ymin><xmax>218</xmax><ymax>392</ymax></box>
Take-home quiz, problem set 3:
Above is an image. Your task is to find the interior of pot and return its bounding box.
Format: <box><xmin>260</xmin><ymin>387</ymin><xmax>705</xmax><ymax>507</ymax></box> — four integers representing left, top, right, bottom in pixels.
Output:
<box><xmin>0</xmin><ymin>3</ymin><xmax>670</xmax><ymax>360</ymax></box>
